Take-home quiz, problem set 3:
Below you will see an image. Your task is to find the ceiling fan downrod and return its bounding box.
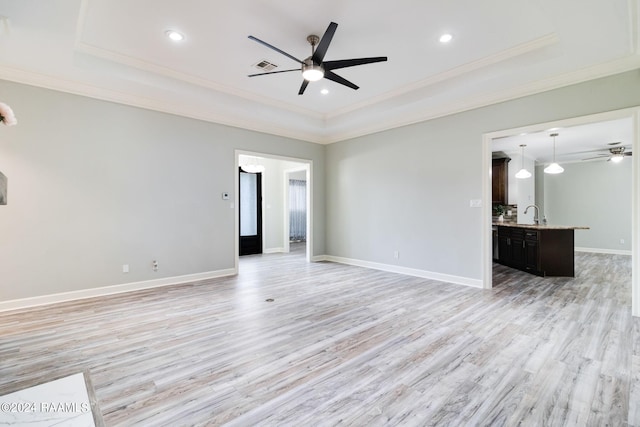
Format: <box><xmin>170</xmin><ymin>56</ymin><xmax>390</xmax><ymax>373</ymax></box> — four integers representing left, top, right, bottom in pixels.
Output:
<box><xmin>307</xmin><ymin>35</ymin><xmax>320</xmax><ymax>56</ymax></box>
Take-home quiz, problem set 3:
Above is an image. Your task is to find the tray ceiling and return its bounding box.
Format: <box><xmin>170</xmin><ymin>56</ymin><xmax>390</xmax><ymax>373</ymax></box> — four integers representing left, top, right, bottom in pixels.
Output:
<box><xmin>0</xmin><ymin>0</ymin><xmax>638</xmax><ymax>143</ymax></box>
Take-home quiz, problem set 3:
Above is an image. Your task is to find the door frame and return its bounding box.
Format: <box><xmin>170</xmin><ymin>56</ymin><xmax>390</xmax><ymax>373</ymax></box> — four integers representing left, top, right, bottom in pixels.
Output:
<box><xmin>234</xmin><ymin>150</ymin><xmax>313</xmax><ymax>272</ymax></box>
<box><xmin>481</xmin><ymin>107</ymin><xmax>640</xmax><ymax>317</ymax></box>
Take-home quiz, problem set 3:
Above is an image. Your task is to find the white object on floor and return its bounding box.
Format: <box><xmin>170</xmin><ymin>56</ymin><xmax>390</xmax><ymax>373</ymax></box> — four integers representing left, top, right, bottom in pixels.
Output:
<box><xmin>0</xmin><ymin>372</ymin><xmax>95</xmax><ymax>427</ymax></box>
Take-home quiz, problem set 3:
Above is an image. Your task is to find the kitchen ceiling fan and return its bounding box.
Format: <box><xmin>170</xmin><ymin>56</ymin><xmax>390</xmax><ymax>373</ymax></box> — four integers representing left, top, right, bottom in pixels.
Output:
<box><xmin>582</xmin><ymin>142</ymin><xmax>632</xmax><ymax>162</ymax></box>
<box><xmin>248</xmin><ymin>22</ymin><xmax>387</xmax><ymax>95</ymax></box>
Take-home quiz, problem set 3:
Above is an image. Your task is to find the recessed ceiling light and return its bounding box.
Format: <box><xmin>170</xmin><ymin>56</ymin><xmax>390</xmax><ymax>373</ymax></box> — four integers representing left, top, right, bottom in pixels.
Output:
<box><xmin>165</xmin><ymin>30</ymin><xmax>184</xmax><ymax>41</ymax></box>
<box><xmin>439</xmin><ymin>33</ymin><xmax>453</xmax><ymax>43</ymax></box>
<box><xmin>321</xmin><ymin>89</ymin><xmax>329</xmax><ymax>95</ymax></box>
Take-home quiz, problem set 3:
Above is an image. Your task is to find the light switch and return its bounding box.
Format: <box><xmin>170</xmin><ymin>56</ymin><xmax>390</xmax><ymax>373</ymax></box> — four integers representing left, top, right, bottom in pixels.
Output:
<box><xmin>469</xmin><ymin>199</ymin><xmax>482</xmax><ymax>208</ymax></box>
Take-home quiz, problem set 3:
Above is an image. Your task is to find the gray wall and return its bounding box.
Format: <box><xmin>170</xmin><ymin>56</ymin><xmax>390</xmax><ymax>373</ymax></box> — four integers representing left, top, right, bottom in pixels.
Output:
<box><xmin>541</xmin><ymin>160</ymin><xmax>632</xmax><ymax>252</ymax></box>
<box><xmin>326</xmin><ymin>70</ymin><xmax>640</xmax><ymax>280</ymax></box>
<box><xmin>0</xmin><ymin>81</ymin><xmax>325</xmax><ymax>301</ymax></box>
<box><xmin>2</xmin><ymin>69</ymin><xmax>639</xmax><ymax>301</ymax></box>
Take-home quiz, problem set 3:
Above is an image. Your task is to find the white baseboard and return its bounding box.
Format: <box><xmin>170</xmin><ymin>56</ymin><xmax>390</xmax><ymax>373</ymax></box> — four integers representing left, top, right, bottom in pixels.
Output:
<box><xmin>263</xmin><ymin>247</ymin><xmax>285</xmax><ymax>254</ymax></box>
<box><xmin>320</xmin><ymin>255</ymin><xmax>483</xmax><ymax>288</ymax></box>
<box><xmin>0</xmin><ymin>268</ymin><xmax>237</xmax><ymax>313</ymax></box>
<box><xmin>576</xmin><ymin>247</ymin><xmax>632</xmax><ymax>256</ymax></box>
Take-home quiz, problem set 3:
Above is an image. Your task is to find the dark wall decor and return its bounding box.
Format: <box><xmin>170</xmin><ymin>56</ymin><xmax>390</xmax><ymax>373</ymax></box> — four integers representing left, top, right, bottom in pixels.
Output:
<box><xmin>0</xmin><ymin>171</ymin><xmax>6</xmax><ymax>205</ymax></box>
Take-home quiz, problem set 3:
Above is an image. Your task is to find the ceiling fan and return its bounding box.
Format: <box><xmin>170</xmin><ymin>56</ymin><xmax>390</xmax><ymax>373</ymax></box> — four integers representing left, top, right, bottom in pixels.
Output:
<box><xmin>248</xmin><ymin>22</ymin><xmax>387</xmax><ymax>95</ymax></box>
<box><xmin>582</xmin><ymin>142</ymin><xmax>632</xmax><ymax>163</ymax></box>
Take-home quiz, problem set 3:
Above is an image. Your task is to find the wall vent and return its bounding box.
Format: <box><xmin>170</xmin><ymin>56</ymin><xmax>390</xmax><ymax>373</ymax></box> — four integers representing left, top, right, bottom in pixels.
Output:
<box><xmin>254</xmin><ymin>60</ymin><xmax>278</xmax><ymax>71</ymax></box>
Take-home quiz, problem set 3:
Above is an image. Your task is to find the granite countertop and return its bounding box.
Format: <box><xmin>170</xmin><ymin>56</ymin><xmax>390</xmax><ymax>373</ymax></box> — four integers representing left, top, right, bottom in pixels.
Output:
<box><xmin>493</xmin><ymin>222</ymin><xmax>590</xmax><ymax>230</ymax></box>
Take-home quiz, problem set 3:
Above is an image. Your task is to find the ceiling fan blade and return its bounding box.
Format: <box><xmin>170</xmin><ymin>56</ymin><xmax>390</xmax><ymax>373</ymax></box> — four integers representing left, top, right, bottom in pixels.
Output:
<box><xmin>625</xmin><ymin>152</ymin><xmax>633</xmax><ymax>156</ymax></box>
<box><xmin>323</xmin><ymin>57</ymin><xmax>388</xmax><ymax>71</ymax></box>
<box><xmin>298</xmin><ymin>80</ymin><xmax>309</xmax><ymax>95</ymax></box>
<box><xmin>248</xmin><ymin>36</ymin><xmax>304</xmax><ymax>64</ymax></box>
<box><xmin>324</xmin><ymin>71</ymin><xmax>359</xmax><ymax>90</ymax></box>
<box><xmin>312</xmin><ymin>22</ymin><xmax>338</xmax><ymax>64</ymax></box>
<box><xmin>248</xmin><ymin>69</ymin><xmax>300</xmax><ymax>77</ymax></box>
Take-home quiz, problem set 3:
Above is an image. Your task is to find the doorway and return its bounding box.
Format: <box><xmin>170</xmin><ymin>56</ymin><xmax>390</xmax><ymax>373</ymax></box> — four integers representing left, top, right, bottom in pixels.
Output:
<box><xmin>482</xmin><ymin>108</ymin><xmax>640</xmax><ymax>317</ymax></box>
<box><xmin>239</xmin><ymin>167</ymin><xmax>263</xmax><ymax>256</ymax></box>
<box><xmin>235</xmin><ymin>151</ymin><xmax>313</xmax><ymax>271</ymax></box>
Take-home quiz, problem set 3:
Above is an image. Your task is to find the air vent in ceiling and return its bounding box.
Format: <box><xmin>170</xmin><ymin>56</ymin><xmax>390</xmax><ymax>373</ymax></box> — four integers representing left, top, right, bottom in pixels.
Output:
<box><xmin>254</xmin><ymin>60</ymin><xmax>278</xmax><ymax>72</ymax></box>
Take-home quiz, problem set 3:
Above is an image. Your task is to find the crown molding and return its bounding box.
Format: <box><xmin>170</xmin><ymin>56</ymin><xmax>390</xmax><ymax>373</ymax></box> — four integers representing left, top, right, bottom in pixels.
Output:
<box><xmin>74</xmin><ymin>41</ymin><xmax>324</xmax><ymax>122</ymax></box>
<box><xmin>2</xmin><ymin>50</ymin><xmax>639</xmax><ymax>147</ymax></box>
<box><xmin>320</xmin><ymin>54</ymin><xmax>640</xmax><ymax>144</ymax></box>
<box><xmin>0</xmin><ymin>65</ymin><xmax>325</xmax><ymax>144</ymax></box>
<box><xmin>324</xmin><ymin>33</ymin><xmax>559</xmax><ymax>120</ymax></box>
<box><xmin>74</xmin><ymin>0</ymin><xmax>323</xmax><ymax>122</ymax></box>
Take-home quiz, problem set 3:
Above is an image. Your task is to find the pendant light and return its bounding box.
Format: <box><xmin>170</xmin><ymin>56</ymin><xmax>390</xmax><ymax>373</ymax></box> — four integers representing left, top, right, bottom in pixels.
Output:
<box><xmin>544</xmin><ymin>132</ymin><xmax>564</xmax><ymax>174</ymax></box>
<box><xmin>515</xmin><ymin>144</ymin><xmax>532</xmax><ymax>179</ymax></box>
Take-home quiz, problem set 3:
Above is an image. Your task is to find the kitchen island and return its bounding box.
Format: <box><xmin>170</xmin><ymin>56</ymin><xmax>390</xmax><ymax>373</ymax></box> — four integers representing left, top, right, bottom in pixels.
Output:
<box><xmin>494</xmin><ymin>223</ymin><xmax>589</xmax><ymax>277</ymax></box>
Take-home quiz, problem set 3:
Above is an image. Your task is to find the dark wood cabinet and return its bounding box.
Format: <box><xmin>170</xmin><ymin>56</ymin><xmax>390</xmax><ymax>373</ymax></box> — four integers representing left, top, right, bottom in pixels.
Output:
<box><xmin>496</xmin><ymin>225</ymin><xmax>575</xmax><ymax>277</ymax></box>
<box><xmin>523</xmin><ymin>230</ymin><xmax>539</xmax><ymax>273</ymax></box>
<box><xmin>497</xmin><ymin>227</ymin><xmax>529</xmax><ymax>271</ymax></box>
<box><xmin>492</xmin><ymin>157</ymin><xmax>510</xmax><ymax>205</ymax></box>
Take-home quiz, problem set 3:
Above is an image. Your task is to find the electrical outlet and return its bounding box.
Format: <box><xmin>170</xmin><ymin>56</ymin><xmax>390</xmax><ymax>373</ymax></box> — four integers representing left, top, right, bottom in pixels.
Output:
<box><xmin>152</xmin><ymin>260</ymin><xmax>159</xmax><ymax>271</ymax></box>
<box><xmin>393</xmin><ymin>251</ymin><xmax>400</xmax><ymax>259</ymax></box>
<box><xmin>620</xmin><ymin>239</ymin><xmax>625</xmax><ymax>244</ymax></box>
<box><xmin>122</xmin><ymin>264</ymin><xmax>129</xmax><ymax>273</ymax></box>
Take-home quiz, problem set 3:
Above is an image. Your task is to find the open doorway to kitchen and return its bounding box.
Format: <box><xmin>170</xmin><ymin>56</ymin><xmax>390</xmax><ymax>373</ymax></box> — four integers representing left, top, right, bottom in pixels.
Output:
<box><xmin>482</xmin><ymin>108</ymin><xmax>640</xmax><ymax>317</ymax></box>
<box><xmin>235</xmin><ymin>151</ymin><xmax>312</xmax><ymax>272</ymax></box>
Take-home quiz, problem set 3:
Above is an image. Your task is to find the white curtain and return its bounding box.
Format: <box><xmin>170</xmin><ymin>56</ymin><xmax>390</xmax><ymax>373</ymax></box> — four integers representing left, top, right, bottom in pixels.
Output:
<box><xmin>289</xmin><ymin>179</ymin><xmax>306</xmax><ymax>242</ymax></box>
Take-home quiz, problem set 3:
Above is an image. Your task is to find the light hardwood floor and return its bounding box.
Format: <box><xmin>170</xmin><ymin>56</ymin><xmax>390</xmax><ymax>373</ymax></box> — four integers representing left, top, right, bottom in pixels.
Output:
<box><xmin>1</xmin><ymin>248</ymin><xmax>638</xmax><ymax>426</ymax></box>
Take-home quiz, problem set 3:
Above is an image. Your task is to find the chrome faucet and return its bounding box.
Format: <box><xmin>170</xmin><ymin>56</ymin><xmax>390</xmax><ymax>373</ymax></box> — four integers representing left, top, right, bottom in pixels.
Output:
<box><xmin>524</xmin><ymin>205</ymin><xmax>540</xmax><ymax>225</ymax></box>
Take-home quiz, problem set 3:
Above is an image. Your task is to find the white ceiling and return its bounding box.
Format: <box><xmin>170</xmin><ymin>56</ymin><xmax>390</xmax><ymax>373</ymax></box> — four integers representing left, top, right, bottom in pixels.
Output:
<box><xmin>492</xmin><ymin>117</ymin><xmax>634</xmax><ymax>164</ymax></box>
<box><xmin>0</xmin><ymin>0</ymin><xmax>638</xmax><ymax>143</ymax></box>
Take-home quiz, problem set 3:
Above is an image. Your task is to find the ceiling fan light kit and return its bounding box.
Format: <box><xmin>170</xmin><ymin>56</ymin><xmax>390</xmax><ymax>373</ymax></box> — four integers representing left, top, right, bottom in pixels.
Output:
<box><xmin>302</xmin><ymin>61</ymin><xmax>324</xmax><ymax>81</ymax></box>
<box><xmin>611</xmin><ymin>153</ymin><xmax>624</xmax><ymax>163</ymax></box>
<box><xmin>248</xmin><ymin>22</ymin><xmax>387</xmax><ymax>95</ymax></box>
<box><xmin>607</xmin><ymin>146</ymin><xmax>631</xmax><ymax>163</ymax></box>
